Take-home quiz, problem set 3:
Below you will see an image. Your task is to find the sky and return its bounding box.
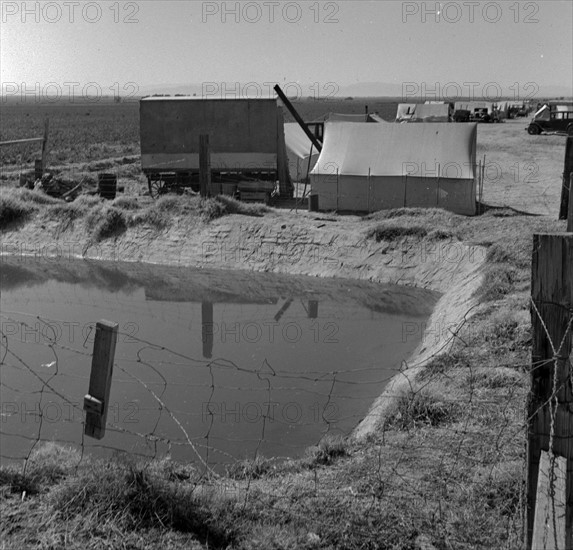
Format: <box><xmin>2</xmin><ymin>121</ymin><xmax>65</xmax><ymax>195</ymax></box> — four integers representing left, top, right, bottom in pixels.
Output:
<box><xmin>1</xmin><ymin>0</ymin><xmax>572</xmax><ymax>99</ymax></box>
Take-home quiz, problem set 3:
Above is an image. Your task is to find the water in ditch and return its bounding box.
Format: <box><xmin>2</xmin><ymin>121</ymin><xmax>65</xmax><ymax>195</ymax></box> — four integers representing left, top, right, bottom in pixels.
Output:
<box><xmin>0</xmin><ymin>256</ymin><xmax>439</xmax><ymax>468</ymax></box>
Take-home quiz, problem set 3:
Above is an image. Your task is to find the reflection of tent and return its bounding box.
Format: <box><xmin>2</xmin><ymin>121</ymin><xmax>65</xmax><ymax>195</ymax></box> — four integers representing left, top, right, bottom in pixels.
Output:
<box><xmin>396</xmin><ymin>103</ymin><xmax>417</xmax><ymax>122</ymax></box>
<box><xmin>284</xmin><ymin>123</ymin><xmax>320</xmax><ymax>182</ymax></box>
<box><xmin>310</xmin><ymin>122</ymin><xmax>477</xmax><ymax>215</ymax></box>
<box><xmin>409</xmin><ymin>103</ymin><xmax>451</xmax><ymax>122</ymax></box>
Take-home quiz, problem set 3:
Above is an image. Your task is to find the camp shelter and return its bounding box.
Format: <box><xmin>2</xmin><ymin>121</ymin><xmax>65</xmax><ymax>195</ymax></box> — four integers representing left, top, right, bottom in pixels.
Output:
<box><xmin>366</xmin><ymin>113</ymin><xmax>388</xmax><ymax>124</ymax></box>
<box><xmin>396</xmin><ymin>103</ymin><xmax>417</xmax><ymax>122</ymax></box>
<box><xmin>455</xmin><ymin>101</ymin><xmax>494</xmax><ymax>115</ymax></box>
<box><xmin>283</xmin><ymin>122</ymin><xmax>320</xmax><ymax>182</ymax></box>
<box><xmin>409</xmin><ymin>103</ymin><xmax>451</xmax><ymax>122</ymax></box>
<box><xmin>496</xmin><ymin>101</ymin><xmax>509</xmax><ymax>119</ymax></box>
<box><xmin>325</xmin><ymin>113</ymin><xmax>384</xmax><ymax>123</ymax></box>
<box><xmin>310</xmin><ymin>121</ymin><xmax>478</xmax><ymax>215</ymax></box>
<box><xmin>140</xmin><ymin>97</ymin><xmax>292</xmax><ymax>195</ymax></box>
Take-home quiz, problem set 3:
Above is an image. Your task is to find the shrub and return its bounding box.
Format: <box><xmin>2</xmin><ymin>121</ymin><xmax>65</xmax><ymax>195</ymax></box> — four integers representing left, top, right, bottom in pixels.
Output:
<box><xmin>86</xmin><ymin>206</ymin><xmax>127</xmax><ymax>242</ymax></box>
<box><xmin>387</xmin><ymin>388</ymin><xmax>459</xmax><ymax>429</ymax></box>
<box><xmin>0</xmin><ymin>195</ymin><xmax>36</xmax><ymax>228</ymax></box>
<box><xmin>304</xmin><ymin>435</ymin><xmax>348</xmax><ymax>467</ymax></box>
<box><xmin>480</xmin><ymin>265</ymin><xmax>518</xmax><ymax>301</ymax></box>
<box><xmin>50</xmin><ymin>458</ymin><xmax>239</xmax><ymax>545</ymax></box>
<box><xmin>227</xmin><ymin>455</ymin><xmax>274</xmax><ymax>480</ymax></box>
<box><xmin>112</xmin><ymin>196</ymin><xmax>140</xmax><ymax>210</ymax></box>
<box><xmin>368</xmin><ymin>224</ymin><xmax>428</xmax><ymax>242</ymax></box>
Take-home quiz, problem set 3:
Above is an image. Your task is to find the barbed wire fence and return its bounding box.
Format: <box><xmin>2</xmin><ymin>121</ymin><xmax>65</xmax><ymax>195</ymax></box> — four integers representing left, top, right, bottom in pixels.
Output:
<box><xmin>0</xmin><ymin>241</ymin><xmax>571</xmax><ymax>548</ymax></box>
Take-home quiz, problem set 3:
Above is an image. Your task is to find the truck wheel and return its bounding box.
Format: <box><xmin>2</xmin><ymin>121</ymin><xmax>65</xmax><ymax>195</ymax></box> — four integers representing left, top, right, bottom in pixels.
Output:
<box><xmin>567</xmin><ymin>125</ymin><xmax>573</xmax><ymax>136</ymax></box>
<box><xmin>527</xmin><ymin>124</ymin><xmax>541</xmax><ymax>135</ymax></box>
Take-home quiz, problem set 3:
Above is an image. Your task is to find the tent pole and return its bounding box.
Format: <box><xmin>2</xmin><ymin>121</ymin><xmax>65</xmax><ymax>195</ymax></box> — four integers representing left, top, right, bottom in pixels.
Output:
<box><xmin>479</xmin><ymin>155</ymin><xmax>485</xmax><ymax>215</ymax></box>
<box><xmin>336</xmin><ymin>168</ymin><xmax>339</xmax><ymax>212</ymax></box>
<box><xmin>436</xmin><ymin>163</ymin><xmax>440</xmax><ymax>207</ymax></box>
<box><xmin>367</xmin><ymin>167</ymin><xmax>371</xmax><ymax>213</ymax></box>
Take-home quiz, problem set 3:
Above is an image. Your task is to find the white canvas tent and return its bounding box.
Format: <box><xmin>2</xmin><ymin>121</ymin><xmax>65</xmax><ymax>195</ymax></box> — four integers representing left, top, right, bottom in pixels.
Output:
<box><xmin>454</xmin><ymin>101</ymin><xmax>494</xmax><ymax>114</ymax></box>
<box><xmin>409</xmin><ymin>103</ymin><xmax>451</xmax><ymax>122</ymax></box>
<box><xmin>325</xmin><ymin>113</ymin><xmax>384</xmax><ymax>123</ymax></box>
<box><xmin>283</xmin><ymin>123</ymin><xmax>320</xmax><ymax>182</ymax></box>
<box><xmin>396</xmin><ymin>103</ymin><xmax>417</xmax><ymax>122</ymax></box>
<box><xmin>310</xmin><ymin>121</ymin><xmax>478</xmax><ymax>215</ymax></box>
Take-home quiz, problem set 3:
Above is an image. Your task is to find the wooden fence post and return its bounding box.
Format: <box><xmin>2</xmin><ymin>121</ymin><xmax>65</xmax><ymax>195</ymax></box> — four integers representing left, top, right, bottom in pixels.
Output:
<box><xmin>568</xmin><ymin>173</ymin><xmax>573</xmax><ymax>233</ymax></box>
<box><xmin>41</xmin><ymin>117</ymin><xmax>49</xmax><ymax>174</ymax></box>
<box><xmin>559</xmin><ymin>137</ymin><xmax>573</xmax><ymax>221</ymax></box>
<box><xmin>199</xmin><ymin>134</ymin><xmax>211</xmax><ymax>198</ymax></box>
<box><xmin>83</xmin><ymin>320</ymin><xmax>118</xmax><ymax>439</ymax></box>
<box><xmin>528</xmin><ymin>234</ymin><xmax>573</xmax><ymax>549</ymax></box>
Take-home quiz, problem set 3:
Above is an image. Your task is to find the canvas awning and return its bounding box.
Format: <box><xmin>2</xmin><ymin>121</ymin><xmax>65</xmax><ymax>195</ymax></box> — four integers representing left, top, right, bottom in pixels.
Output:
<box><xmin>283</xmin><ymin>122</ymin><xmax>320</xmax><ymax>182</ymax></box>
<box><xmin>409</xmin><ymin>103</ymin><xmax>451</xmax><ymax>122</ymax></box>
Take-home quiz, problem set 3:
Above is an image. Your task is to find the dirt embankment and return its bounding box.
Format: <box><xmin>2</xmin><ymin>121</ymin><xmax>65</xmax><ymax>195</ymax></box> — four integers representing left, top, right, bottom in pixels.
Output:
<box><xmin>2</xmin><ymin>208</ymin><xmax>486</xmax><ymax>435</ymax></box>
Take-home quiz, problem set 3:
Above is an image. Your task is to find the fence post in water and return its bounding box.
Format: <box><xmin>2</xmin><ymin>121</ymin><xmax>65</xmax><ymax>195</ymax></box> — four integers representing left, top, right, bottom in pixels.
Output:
<box><xmin>527</xmin><ymin>233</ymin><xmax>573</xmax><ymax>549</ymax></box>
<box><xmin>84</xmin><ymin>320</ymin><xmax>119</xmax><ymax>439</ymax></box>
<box><xmin>199</xmin><ymin>134</ymin><xmax>211</xmax><ymax>198</ymax></box>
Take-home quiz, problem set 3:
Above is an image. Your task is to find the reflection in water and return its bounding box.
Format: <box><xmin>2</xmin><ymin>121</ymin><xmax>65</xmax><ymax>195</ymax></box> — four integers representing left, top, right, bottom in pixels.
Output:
<box><xmin>201</xmin><ymin>302</ymin><xmax>213</xmax><ymax>359</ymax></box>
<box><xmin>273</xmin><ymin>298</ymin><xmax>293</xmax><ymax>322</ymax></box>
<box><xmin>0</xmin><ymin>257</ymin><xmax>440</xmax><ymax>468</ymax></box>
<box><xmin>308</xmin><ymin>300</ymin><xmax>318</xmax><ymax>319</ymax></box>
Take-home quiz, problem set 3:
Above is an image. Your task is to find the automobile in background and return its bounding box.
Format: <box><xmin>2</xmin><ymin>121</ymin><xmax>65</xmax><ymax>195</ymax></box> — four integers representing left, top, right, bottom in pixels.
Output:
<box><xmin>527</xmin><ymin>102</ymin><xmax>573</xmax><ymax>135</ymax></box>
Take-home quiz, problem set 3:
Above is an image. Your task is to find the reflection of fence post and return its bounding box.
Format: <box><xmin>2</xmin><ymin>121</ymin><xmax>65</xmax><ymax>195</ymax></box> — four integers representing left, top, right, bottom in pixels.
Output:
<box><xmin>308</xmin><ymin>300</ymin><xmax>318</xmax><ymax>319</ymax></box>
<box><xmin>201</xmin><ymin>301</ymin><xmax>214</xmax><ymax>359</ymax></box>
<box><xmin>84</xmin><ymin>320</ymin><xmax>119</xmax><ymax>440</ymax></box>
<box><xmin>199</xmin><ymin>134</ymin><xmax>211</xmax><ymax>198</ymax></box>
<box><xmin>527</xmin><ymin>234</ymin><xmax>573</xmax><ymax>549</ymax></box>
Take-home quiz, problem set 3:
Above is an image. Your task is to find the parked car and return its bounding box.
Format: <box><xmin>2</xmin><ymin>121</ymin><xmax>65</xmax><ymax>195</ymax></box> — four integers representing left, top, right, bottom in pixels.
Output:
<box><xmin>527</xmin><ymin>102</ymin><xmax>573</xmax><ymax>135</ymax></box>
<box><xmin>453</xmin><ymin>109</ymin><xmax>471</xmax><ymax>122</ymax></box>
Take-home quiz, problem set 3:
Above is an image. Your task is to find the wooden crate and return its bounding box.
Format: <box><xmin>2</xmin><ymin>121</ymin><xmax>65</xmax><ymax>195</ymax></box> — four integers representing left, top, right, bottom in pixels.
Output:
<box><xmin>240</xmin><ymin>191</ymin><xmax>270</xmax><ymax>203</ymax></box>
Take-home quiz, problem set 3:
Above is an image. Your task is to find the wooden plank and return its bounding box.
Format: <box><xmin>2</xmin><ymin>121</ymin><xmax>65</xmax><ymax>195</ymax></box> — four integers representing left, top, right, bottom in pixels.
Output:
<box><xmin>532</xmin><ymin>451</ymin><xmax>567</xmax><ymax>550</ymax></box>
<box><xmin>528</xmin><ymin>234</ymin><xmax>573</xmax><ymax>549</ymax></box>
<box><xmin>0</xmin><ymin>137</ymin><xmax>44</xmax><ymax>147</ymax></box>
<box><xmin>83</xmin><ymin>320</ymin><xmax>118</xmax><ymax>439</ymax></box>
<box><xmin>240</xmin><ymin>191</ymin><xmax>269</xmax><ymax>203</ymax></box>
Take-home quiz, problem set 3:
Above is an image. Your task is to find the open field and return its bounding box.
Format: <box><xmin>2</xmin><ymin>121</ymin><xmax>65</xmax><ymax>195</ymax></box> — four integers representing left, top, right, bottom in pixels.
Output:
<box><xmin>0</xmin><ymin>100</ymin><xmax>571</xmax><ymax>549</ymax></box>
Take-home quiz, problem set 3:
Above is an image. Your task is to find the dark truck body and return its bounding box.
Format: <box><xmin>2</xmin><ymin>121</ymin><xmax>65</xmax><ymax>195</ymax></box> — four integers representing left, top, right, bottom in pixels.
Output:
<box><xmin>139</xmin><ymin>97</ymin><xmax>291</xmax><ymax>198</ymax></box>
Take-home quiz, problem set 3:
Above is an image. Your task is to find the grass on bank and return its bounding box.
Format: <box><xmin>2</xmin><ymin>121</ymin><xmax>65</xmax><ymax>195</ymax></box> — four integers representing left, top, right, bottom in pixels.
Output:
<box><xmin>0</xmin><ymin>187</ymin><xmax>270</xmax><ymax>239</ymax></box>
<box><xmin>1</xmin><ymin>200</ymin><xmax>568</xmax><ymax>549</ymax></box>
